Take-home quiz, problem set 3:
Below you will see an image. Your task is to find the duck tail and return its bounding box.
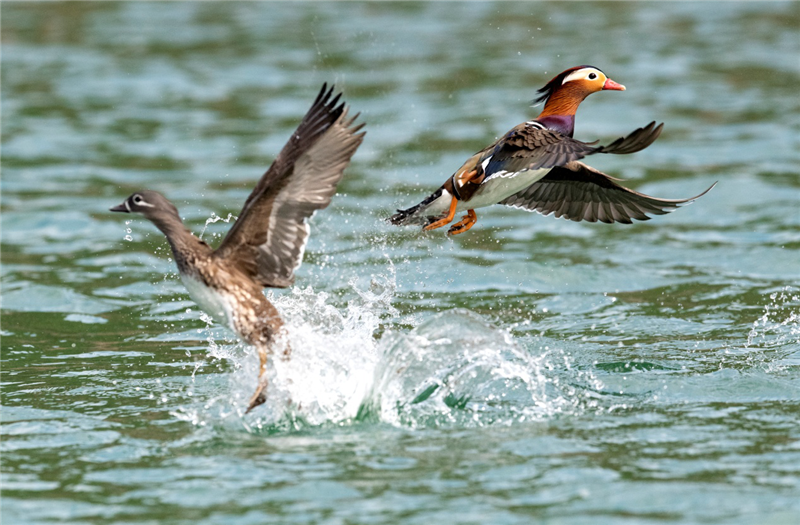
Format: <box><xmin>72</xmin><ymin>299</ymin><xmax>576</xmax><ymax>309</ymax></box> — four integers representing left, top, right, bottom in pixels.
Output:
<box><xmin>389</xmin><ymin>188</ymin><xmax>444</xmax><ymax>227</ymax></box>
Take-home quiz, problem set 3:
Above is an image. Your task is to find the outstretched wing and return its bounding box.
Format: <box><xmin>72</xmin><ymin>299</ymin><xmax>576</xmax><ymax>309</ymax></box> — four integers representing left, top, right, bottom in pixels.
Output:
<box><xmin>594</xmin><ymin>121</ymin><xmax>664</xmax><ymax>155</ymax></box>
<box><xmin>482</xmin><ymin>121</ymin><xmax>663</xmax><ymax>181</ymax></box>
<box><xmin>214</xmin><ymin>84</ymin><xmax>365</xmax><ymax>287</ymax></box>
<box><xmin>499</xmin><ymin>161</ymin><xmax>715</xmax><ymax>224</ymax></box>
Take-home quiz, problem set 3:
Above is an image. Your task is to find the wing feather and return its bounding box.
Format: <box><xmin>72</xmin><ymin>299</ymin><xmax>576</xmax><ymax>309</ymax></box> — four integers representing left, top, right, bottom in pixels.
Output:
<box><xmin>481</xmin><ymin>121</ymin><xmax>664</xmax><ymax>184</ymax></box>
<box><xmin>498</xmin><ymin>161</ymin><xmax>715</xmax><ymax>224</ymax></box>
<box><xmin>214</xmin><ymin>85</ymin><xmax>365</xmax><ymax>287</ymax></box>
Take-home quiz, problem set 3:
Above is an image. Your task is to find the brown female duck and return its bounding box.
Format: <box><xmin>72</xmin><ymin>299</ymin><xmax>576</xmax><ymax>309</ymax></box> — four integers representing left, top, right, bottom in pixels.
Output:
<box><xmin>111</xmin><ymin>85</ymin><xmax>365</xmax><ymax>412</ymax></box>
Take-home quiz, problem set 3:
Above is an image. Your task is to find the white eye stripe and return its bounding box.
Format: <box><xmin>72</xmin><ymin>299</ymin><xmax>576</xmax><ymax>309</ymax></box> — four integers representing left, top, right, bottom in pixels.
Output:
<box><xmin>132</xmin><ymin>196</ymin><xmax>155</xmax><ymax>208</ymax></box>
<box><xmin>562</xmin><ymin>68</ymin><xmax>603</xmax><ymax>84</ymax></box>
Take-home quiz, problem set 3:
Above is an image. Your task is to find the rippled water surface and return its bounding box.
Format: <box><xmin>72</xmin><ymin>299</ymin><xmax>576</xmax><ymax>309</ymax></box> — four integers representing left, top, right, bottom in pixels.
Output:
<box><xmin>3</xmin><ymin>2</ymin><xmax>800</xmax><ymax>524</ymax></box>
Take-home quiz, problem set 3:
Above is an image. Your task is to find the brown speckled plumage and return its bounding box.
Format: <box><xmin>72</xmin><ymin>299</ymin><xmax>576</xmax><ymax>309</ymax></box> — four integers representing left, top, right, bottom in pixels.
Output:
<box><xmin>111</xmin><ymin>84</ymin><xmax>365</xmax><ymax>413</ymax></box>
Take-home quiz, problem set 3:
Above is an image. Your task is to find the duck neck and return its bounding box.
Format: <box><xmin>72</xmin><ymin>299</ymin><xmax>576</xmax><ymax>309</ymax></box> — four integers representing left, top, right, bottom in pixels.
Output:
<box><xmin>150</xmin><ymin>213</ymin><xmax>206</xmax><ymax>270</ymax></box>
<box><xmin>536</xmin><ymin>114</ymin><xmax>576</xmax><ymax>137</ymax></box>
<box><xmin>537</xmin><ymin>85</ymin><xmax>591</xmax><ymax>137</ymax></box>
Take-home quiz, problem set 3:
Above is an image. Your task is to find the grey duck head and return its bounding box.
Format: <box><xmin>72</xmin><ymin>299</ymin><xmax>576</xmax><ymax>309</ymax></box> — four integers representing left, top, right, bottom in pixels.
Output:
<box><xmin>110</xmin><ymin>190</ymin><xmax>181</xmax><ymax>222</ymax></box>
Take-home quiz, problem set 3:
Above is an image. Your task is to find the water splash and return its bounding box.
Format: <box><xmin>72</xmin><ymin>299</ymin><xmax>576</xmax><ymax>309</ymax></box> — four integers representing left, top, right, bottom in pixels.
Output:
<box><xmin>746</xmin><ymin>287</ymin><xmax>800</xmax><ymax>350</ymax></box>
<box><xmin>124</xmin><ymin>220</ymin><xmax>133</xmax><ymax>242</ymax></box>
<box><xmin>199</xmin><ymin>212</ymin><xmax>237</xmax><ymax>241</ymax></box>
<box><xmin>174</xmin><ymin>271</ymin><xmax>597</xmax><ymax>431</ymax></box>
<box><xmin>741</xmin><ymin>287</ymin><xmax>800</xmax><ymax>374</ymax></box>
<box><xmin>174</xmin><ymin>273</ymin><xmax>393</xmax><ymax>430</ymax></box>
<box><xmin>364</xmin><ymin>309</ymin><xmax>562</xmax><ymax>428</ymax></box>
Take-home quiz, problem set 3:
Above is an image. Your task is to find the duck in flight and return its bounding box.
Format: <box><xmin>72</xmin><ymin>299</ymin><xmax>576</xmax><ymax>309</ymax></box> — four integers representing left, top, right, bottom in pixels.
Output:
<box><xmin>111</xmin><ymin>85</ymin><xmax>365</xmax><ymax>412</ymax></box>
<box><xmin>390</xmin><ymin>65</ymin><xmax>714</xmax><ymax>235</ymax></box>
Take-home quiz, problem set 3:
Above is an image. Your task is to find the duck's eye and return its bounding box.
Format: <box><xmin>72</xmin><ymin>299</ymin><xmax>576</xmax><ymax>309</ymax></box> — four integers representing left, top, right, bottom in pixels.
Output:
<box><xmin>588</xmin><ymin>73</ymin><xmax>597</xmax><ymax>80</ymax></box>
<box><xmin>133</xmin><ymin>195</ymin><xmax>143</xmax><ymax>204</ymax></box>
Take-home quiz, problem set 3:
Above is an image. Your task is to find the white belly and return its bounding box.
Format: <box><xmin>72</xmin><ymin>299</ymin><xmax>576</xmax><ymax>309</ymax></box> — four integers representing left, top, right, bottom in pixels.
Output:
<box><xmin>423</xmin><ymin>189</ymin><xmax>456</xmax><ymax>216</ymax></box>
<box><xmin>459</xmin><ymin>167</ymin><xmax>550</xmax><ymax>211</ymax></box>
<box><xmin>420</xmin><ymin>168</ymin><xmax>550</xmax><ymax>219</ymax></box>
<box><xmin>181</xmin><ymin>274</ymin><xmax>235</xmax><ymax>329</ymax></box>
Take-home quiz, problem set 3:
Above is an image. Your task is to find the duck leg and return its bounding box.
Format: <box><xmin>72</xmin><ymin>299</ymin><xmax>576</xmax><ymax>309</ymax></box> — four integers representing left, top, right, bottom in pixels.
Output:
<box><xmin>423</xmin><ymin>194</ymin><xmax>458</xmax><ymax>231</ymax></box>
<box><xmin>246</xmin><ymin>345</ymin><xmax>269</xmax><ymax>413</ymax></box>
<box><xmin>447</xmin><ymin>209</ymin><xmax>477</xmax><ymax>235</ymax></box>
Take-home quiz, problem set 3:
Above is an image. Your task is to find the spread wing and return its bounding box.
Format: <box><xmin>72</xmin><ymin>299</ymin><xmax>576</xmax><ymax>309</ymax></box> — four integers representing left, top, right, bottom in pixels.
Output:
<box><xmin>499</xmin><ymin>161</ymin><xmax>716</xmax><ymax>224</ymax></box>
<box><xmin>482</xmin><ymin>121</ymin><xmax>663</xmax><ymax>181</ymax></box>
<box><xmin>213</xmin><ymin>84</ymin><xmax>365</xmax><ymax>288</ymax></box>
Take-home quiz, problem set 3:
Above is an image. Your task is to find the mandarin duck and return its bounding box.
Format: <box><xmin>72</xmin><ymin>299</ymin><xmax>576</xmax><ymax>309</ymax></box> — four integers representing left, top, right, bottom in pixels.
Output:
<box><xmin>111</xmin><ymin>84</ymin><xmax>365</xmax><ymax>412</ymax></box>
<box><xmin>390</xmin><ymin>65</ymin><xmax>714</xmax><ymax>235</ymax></box>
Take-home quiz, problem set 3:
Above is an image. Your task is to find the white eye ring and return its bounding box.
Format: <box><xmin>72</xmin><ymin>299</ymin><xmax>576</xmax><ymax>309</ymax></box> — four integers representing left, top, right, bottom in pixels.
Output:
<box><xmin>131</xmin><ymin>194</ymin><xmax>155</xmax><ymax>208</ymax></box>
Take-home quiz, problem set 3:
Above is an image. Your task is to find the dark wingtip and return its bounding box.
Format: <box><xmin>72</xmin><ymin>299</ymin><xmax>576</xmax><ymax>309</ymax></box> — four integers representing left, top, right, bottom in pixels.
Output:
<box><xmin>679</xmin><ymin>181</ymin><xmax>717</xmax><ymax>204</ymax></box>
<box><xmin>329</xmin><ymin>91</ymin><xmax>342</xmax><ymax>110</ymax></box>
<box><xmin>598</xmin><ymin>121</ymin><xmax>666</xmax><ymax>155</ymax></box>
<box><xmin>693</xmin><ymin>181</ymin><xmax>718</xmax><ymax>200</ymax></box>
<box><xmin>652</xmin><ymin>180</ymin><xmax>718</xmax><ymax>209</ymax></box>
<box><xmin>314</xmin><ymin>82</ymin><xmax>329</xmax><ymax>106</ymax></box>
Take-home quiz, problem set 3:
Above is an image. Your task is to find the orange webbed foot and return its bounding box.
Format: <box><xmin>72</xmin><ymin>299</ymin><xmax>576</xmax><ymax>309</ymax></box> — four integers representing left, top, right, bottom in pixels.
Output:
<box><xmin>447</xmin><ymin>209</ymin><xmax>477</xmax><ymax>235</ymax></box>
<box><xmin>423</xmin><ymin>194</ymin><xmax>458</xmax><ymax>231</ymax></box>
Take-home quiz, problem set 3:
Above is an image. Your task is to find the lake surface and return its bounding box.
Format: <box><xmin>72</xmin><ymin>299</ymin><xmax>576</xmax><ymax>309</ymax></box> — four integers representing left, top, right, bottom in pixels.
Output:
<box><xmin>2</xmin><ymin>2</ymin><xmax>799</xmax><ymax>524</ymax></box>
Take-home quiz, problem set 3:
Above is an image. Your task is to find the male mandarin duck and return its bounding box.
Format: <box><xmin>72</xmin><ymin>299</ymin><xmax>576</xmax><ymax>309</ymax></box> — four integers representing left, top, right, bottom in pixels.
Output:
<box><xmin>390</xmin><ymin>65</ymin><xmax>714</xmax><ymax>235</ymax></box>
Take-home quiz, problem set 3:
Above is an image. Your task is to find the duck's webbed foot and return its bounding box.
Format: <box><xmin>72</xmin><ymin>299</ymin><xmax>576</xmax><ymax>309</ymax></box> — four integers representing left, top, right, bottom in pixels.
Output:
<box><xmin>447</xmin><ymin>209</ymin><xmax>477</xmax><ymax>235</ymax></box>
<box><xmin>423</xmin><ymin>194</ymin><xmax>458</xmax><ymax>231</ymax></box>
<box><xmin>245</xmin><ymin>344</ymin><xmax>270</xmax><ymax>414</ymax></box>
<box><xmin>246</xmin><ymin>375</ymin><xmax>268</xmax><ymax>413</ymax></box>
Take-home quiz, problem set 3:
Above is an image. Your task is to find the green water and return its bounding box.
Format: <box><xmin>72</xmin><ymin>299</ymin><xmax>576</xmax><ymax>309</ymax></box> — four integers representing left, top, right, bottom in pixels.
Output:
<box><xmin>2</xmin><ymin>2</ymin><xmax>800</xmax><ymax>524</ymax></box>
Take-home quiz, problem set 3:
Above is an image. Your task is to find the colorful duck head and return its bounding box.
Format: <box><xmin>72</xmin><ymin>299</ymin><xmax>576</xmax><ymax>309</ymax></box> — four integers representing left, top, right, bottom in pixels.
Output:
<box><xmin>535</xmin><ymin>65</ymin><xmax>626</xmax><ymax>137</ymax></box>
